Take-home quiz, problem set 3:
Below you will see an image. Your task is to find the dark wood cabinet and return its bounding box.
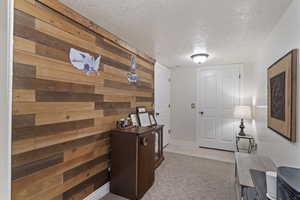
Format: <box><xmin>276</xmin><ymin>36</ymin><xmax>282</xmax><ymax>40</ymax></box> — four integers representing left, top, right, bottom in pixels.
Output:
<box><xmin>110</xmin><ymin>125</ymin><xmax>164</xmax><ymax>200</ymax></box>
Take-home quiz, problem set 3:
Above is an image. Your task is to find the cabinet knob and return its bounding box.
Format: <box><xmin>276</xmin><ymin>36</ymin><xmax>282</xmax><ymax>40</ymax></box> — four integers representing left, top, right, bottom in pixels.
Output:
<box><xmin>141</xmin><ymin>137</ymin><xmax>148</xmax><ymax>146</ymax></box>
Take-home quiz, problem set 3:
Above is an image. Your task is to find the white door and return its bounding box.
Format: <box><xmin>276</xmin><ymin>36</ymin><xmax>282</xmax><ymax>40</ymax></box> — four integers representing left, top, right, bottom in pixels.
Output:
<box><xmin>155</xmin><ymin>63</ymin><xmax>171</xmax><ymax>147</ymax></box>
<box><xmin>196</xmin><ymin>66</ymin><xmax>240</xmax><ymax>151</ymax></box>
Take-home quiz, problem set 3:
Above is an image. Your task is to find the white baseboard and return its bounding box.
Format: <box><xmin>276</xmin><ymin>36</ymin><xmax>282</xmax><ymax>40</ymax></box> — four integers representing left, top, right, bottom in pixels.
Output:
<box><xmin>169</xmin><ymin>138</ymin><xmax>197</xmax><ymax>148</ymax></box>
<box><xmin>84</xmin><ymin>182</ymin><xmax>110</xmax><ymax>200</ymax></box>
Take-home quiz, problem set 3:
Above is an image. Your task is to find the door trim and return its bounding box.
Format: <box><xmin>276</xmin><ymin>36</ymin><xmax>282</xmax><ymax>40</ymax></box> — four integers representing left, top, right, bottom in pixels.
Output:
<box><xmin>154</xmin><ymin>63</ymin><xmax>171</xmax><ymax>146</ymax></box>
<box><xmin>195</xmin><ymin>64</ymin><xmax>242</xmax><ymax>151</ymax></box>
<box><xmin>0</xmin><ymin>0</ymin><xmax>13</xmax><ymax>199</ymax></box>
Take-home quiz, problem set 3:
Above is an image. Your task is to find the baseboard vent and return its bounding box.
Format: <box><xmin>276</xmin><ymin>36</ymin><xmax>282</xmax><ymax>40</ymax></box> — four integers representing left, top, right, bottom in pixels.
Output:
<box><xmin>84</xmin><ymin>182</ymin><xmax>110</xmax><ymax>200</ymax></box>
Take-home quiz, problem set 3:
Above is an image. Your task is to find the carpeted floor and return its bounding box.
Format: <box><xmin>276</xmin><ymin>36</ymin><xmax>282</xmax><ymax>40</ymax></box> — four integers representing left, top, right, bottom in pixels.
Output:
<box><xmin>102</xmin><ymin>152</ymin><xmax>236</xmax><ymax>200</ymax></box>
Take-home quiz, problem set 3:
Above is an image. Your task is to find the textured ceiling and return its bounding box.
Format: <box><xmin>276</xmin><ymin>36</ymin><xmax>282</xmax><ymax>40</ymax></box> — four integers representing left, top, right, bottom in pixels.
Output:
<box><xmin>59</xmin><ymin>0</ymin><xmax>292</xmax><ymax>67</ymax></box>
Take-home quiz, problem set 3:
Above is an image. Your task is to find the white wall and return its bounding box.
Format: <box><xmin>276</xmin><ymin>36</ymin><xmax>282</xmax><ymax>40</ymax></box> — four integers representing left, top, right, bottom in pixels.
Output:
<box><xmin>170</xmin><ymin>68</ymin><xmax>197</xmax><ymax>142</ymax></box>
<box><xmin>241</xmin><ymin>62</ymin><xmax>255</xmax><ymax>105</ymax></box>
<box><xmin>0</xmin><ymin>0</ymin><xmax>13</xmax><ymax>199</ymax></box>
<box><xmin>170</xmin><ymin>64</ymin><xmax>253</xmax><ymax>144</ymax></box>
<box><xmin>252</xmin><ymin>0</ymin><xmax>300</xmax><ymax>167</ymax></box>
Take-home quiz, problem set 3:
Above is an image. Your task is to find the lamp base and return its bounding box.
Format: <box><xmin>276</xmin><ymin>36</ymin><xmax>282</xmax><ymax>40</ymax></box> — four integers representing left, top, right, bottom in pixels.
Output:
<box><xmin>238</xmin><ymin>119</ymin><xmax>246</xmax><ymax>136</ymax></box>
<box><xmin>238</xmin><ymin>130</ymin><xmax>246</xmax><ymax>136</ymax></box>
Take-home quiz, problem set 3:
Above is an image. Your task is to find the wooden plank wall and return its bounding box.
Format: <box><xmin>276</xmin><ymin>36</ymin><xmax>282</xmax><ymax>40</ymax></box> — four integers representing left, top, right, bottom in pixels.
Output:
<box><xmin>12</xmin><ymin>0</ymin><xmax>155</xmax><ymax>199</ymax></box>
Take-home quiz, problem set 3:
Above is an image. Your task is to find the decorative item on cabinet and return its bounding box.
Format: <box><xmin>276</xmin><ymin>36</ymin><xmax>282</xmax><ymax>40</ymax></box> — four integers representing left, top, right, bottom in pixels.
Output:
<box><xmin>130</xmin><ymin>113</ymin><xmax>139</xmax><ymax>127</ymax></box>
<box><xmin>110</xmin><ymin>125</ymin><xmax>164</xmax><ymax>200</ymax></box>
<box><xmin>116</xmin><ymin>117</ymin><xmax>133</xmax><ymax>129</ymax></box>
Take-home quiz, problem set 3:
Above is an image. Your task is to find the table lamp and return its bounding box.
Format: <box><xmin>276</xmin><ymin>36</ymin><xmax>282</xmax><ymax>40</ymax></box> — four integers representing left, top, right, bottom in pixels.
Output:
<box><xmin>234</xmin><ymin>105</ymin><xmax>252</xmax><ymax>136</ymax></box>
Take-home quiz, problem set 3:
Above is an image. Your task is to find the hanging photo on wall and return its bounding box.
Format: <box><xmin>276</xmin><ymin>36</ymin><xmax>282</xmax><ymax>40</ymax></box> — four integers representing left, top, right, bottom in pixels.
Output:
<box><xmin>69</xmin><ymin>48</ymin><xmax>101</xmax><ymax>75</ymax></box>
<box><xmin>267</xmin><ymin>49</ymin><xmax>298</xmax><ymax>142</ymax></box>
<box><xmin>128</xmin><ymin>55</ymin><xmax>139</xmax><ymax>83</ymax></box>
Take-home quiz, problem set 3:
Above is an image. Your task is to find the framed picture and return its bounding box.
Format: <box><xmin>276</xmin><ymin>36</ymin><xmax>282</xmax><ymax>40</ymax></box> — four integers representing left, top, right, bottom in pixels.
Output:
<box><xmin>138</xmin><ymin>112</ymin><xmax>151</xmax><ymax>127</ymax></box>
<box><xmin>137</xmin><ymin>107</ymin><xmax>146</xmax><ymax>113</ymax></box>
<box><xmin>149</xmin><ymin>114</ymin><xmax>157</xmax><ymax>126</ymax></box>
<box><xmin>267</xmin><ymin>49</ymin><xmax>298</xmax><ymax>142</ymax></box>
<box><xmin>130</xmin><ymin>113</ymin><xmax>139</xmax><ymax>126</ymax></box>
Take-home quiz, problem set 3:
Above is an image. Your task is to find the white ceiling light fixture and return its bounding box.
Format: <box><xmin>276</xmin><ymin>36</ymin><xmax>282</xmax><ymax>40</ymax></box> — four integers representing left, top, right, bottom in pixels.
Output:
<box><xmin>191</xmin><ymin>53</ymin><xmax>209</xmax><ymax>64</ymax></box>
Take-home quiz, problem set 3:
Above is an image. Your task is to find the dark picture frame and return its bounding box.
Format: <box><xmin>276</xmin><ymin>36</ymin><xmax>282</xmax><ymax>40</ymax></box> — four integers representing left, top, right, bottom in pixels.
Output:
<box><xmin>136</xmin><ymin>107</ymin><xmax>146</xmax><ymax>113</ymax></box>
<box><xmin>267</xmin><ymin>49</ymin><xmax>298</xmax><ymax>142</ymax></box>
<box><xmin>129</xmin><ymin>113</ymin><xmax>139</xmax><ymax>127</ymax></box>
<box><xmin>149</xmin><ymin>114</ymin><xmax>157</xmax><ymax>126</ymax></box>
<box><xmin>137</xmin><ymin>112</ymin><xmax>151</xmax><ymax>127</ymax></box>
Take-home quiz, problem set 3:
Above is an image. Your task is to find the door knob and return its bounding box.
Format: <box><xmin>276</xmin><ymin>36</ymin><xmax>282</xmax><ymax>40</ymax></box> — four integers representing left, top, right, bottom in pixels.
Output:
<box><xmin>156</xmin><ymin>112</ymin><xmax>160</xmax><ymax>116</ymax></box>
<box><xmin>199</xmin><ymin>111</ymin><xmax>204</xmax><ymax>115</ymax></box>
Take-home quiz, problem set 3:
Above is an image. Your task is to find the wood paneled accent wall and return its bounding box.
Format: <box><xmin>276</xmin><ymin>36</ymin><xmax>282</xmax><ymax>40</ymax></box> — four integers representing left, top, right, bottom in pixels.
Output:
<box><xmin>12</xmin><ymin>0</ymin><xmax>155</xmax><ymax>199</ymax></box>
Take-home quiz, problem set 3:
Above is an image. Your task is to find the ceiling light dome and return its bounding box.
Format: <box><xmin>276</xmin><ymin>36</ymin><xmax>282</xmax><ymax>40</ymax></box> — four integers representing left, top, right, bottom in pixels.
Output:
<box><xmin>191</xmin><ymin>53</ymin><xmax>209</xmax><ymax>64</ymax></box>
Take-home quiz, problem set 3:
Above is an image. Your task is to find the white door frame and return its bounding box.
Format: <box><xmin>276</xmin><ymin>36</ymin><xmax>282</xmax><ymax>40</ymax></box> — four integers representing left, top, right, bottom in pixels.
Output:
<box><xmin>154</xmin><ymin>63</ymin><xmax>171</xmax><ymax>147</ymax></box>
<box><xmin>0</xmin><ymin>0</ymin><xmax>13</xmax><ymax>199</ymax></box>
<box><xmin>195</xmin><ymin>64</ymin><xmax>242</xmax><ymax>150</ymax></box>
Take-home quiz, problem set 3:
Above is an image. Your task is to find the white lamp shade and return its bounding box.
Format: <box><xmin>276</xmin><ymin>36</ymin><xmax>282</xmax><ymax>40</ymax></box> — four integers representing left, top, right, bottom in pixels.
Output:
<box><xmin>234</xmin><ymin>105</ymin><xmax>252</xmax><ymax>119</ymax></box>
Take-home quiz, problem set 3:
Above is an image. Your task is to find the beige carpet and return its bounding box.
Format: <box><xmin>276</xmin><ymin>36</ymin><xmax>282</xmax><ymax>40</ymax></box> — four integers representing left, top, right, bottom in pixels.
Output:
<box><xmin>102</xmin><ymin>152</ymin><xmax>236</xmax><ymax>200</ymax></box>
